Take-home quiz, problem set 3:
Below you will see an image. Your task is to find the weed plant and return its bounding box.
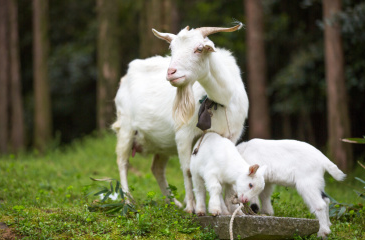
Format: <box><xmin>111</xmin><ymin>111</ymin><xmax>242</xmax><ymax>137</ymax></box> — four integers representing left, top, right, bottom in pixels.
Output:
<box><xmin>0</xmin><ymin>133</ymin><xmax>364</xmax><ymax>239</ymax></box>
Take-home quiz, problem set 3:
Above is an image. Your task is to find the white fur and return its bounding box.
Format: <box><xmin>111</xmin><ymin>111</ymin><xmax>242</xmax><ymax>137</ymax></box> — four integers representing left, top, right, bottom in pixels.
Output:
<box><xmin>236</xmin><ymin>139</ymin><xmax>346</xmax><ymax>238</ymax></box>
<box><xmin>190</xmin><ymin>133</ymin><xmax>266</xmax><ymax>216</ymax></box>
<box><xmin>113</xmin><ymin>26</ymin><xmax>248</xmax><ymax>212</ymax></box>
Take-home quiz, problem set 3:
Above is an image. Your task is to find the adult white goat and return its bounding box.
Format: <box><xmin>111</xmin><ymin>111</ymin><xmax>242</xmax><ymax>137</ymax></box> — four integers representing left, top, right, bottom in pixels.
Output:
<box><xmin>236</xmin><ymin>139</ymin><xmax>346</xmax><ymax>238</ymax></box>
<box><xmin>112</xmin><ymin>23</ymin><xmax>248</xmax><ymax>212</ymax></box>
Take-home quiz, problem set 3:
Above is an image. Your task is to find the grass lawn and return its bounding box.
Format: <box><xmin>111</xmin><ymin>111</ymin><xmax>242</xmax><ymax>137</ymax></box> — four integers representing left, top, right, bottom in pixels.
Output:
<box><xmin>0</xmin><ymin>133</ymin><xmax>364</xmax><ymax>239</ymax></box>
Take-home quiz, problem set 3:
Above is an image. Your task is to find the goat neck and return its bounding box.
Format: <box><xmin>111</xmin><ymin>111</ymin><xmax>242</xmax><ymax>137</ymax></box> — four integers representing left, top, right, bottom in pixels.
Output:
<box><xmin>198</xmin><ymin>49</ymin><xmax>239</xmax><ymax>107</ymax></box>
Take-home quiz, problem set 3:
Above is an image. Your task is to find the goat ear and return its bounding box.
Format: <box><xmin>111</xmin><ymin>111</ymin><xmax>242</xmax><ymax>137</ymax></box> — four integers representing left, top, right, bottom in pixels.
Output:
<box><xmin>248</xmin><ymin>164</ymin><xmax>260</xmax><ymax>176</ymax></box>
<box><xmin>152</xmin><ymin>29</ymin><xmax>176</xmax><ymax>43</ymax></box>
<box><xmin>257</xmin><ymin>165</ymin><xmax>267</xmax><ymax>176</ymax></box>
<box><xmin>203</xmin><ymin>39</ymin><xmax>216</xmax><ymax>52</ymax></box>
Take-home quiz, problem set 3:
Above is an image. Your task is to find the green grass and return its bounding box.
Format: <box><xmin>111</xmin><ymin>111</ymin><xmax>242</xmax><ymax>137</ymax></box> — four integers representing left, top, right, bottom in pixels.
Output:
<box><xmin>0</xmin><ymin>133</ymin><xmax>364</xmax><ymax>239</ymax></box>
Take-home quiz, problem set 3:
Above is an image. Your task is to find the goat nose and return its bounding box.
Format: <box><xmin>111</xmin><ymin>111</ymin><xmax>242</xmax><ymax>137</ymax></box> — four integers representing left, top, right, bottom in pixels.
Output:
<box><xmin>167</xmin><ymin>68</ymin><xmax>177</xmax><ymax>77</ymax></box>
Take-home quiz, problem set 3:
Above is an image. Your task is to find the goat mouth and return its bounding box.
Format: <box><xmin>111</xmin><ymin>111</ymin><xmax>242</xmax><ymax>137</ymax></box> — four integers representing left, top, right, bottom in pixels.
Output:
<box><xmin>240</xmin><ymin>196</ymin><xmax>248</xmax><ymax>203</ymax></box>
<box><xmin>168</xmin><ymin>76</ymin><xmax>185</xmax><ymax>83</ymax></box>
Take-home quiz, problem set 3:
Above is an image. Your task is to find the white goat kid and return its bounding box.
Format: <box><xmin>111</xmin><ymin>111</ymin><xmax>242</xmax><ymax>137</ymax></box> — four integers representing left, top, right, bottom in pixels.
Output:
<box><xmin>190</xmin><ymin>133</ymin><xmax>266</xmax><ymax>216</ymax></box>
<box><xmin>152</xmin><ymin>23</ymin><xmax>248</xmax><ymax>213</ymax></box>
<box><xmin>236</xmin><ymin>139</ymin><xmax>346</xmax><ymax>238</ymax></box>
<box><xmin>112</xmin><ymin>23</ymin><xmax>248</xmax><ymax>212</ymax></box>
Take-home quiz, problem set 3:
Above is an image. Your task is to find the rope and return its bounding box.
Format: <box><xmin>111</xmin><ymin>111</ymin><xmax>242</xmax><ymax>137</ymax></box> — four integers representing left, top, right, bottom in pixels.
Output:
<box><xmin>192</xmin><ymin>131</ymin><xmax>206</xmax><ymax>155</ymax></box>
<box><xmin>229</xmin><ymin>197</ymin><xmax>257</xmax><ymax>240</ymax></box>
<box><xmin>229</xmin><ymin>204</ymin><xmax>244</xmax><ymax>240</ymax></box>
<box><xmin>193</xmin><ymin>107</ymin><xmax>232</xmax><ymax>155</ymax></box>
<box><xmin>225</xmin><ymin>108</ymin><xmax>232</xmax><ymax>139</ymax></box>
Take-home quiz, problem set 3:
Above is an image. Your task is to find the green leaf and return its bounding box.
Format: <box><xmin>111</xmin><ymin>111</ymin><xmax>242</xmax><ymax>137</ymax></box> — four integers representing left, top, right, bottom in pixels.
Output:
<box><xmin>354</xmin><ymin>190</ymin><xmax>365</xmax><ymax>199</ymax></box>
<box><xmin>115</xmin><ymin>181</ymin><xmax>120</xmax><ymax>192</ymax></box>
<box><xmin>122</xmin><ymin>205</ymin><xmax>128</xmax><ymax>215</ymax></box>
<box><xmin>127</xmin><ymin>204</ymin><xmax>137</xmax><ymax>212</ymax></box>
<box><xmin>329</xmin><ymin>208</ymin><xmax>337</xmax><ymax>217</ymax></box>
<box><xmin>100</xmin><ymin>203</ymin><xmax>124</xmax><ymax>208</ymax></box>
<box><xmin>355</xmin><ymin>177</ymin><xmax>365</xmax><ymax>185</ymax></box>
<box><xmin>342</xmin><ymin>138</ymin><xmax>365</xmax><ymax>144</ymax></box>
<box><xmin>93</xmin><ymin>188</ymin><xmax>108</xmax><ymax>196</ymax></box>
<box><xmin>119</xmin><ymin>188</ymin><xmax>124</xmax><ymax>199</ymax></box>
<box><xmin>102</xmin><ymin>191</ymin><xmax>112</xmax><ymax>202</ymax></box>
<box><xmin>110</xmin><ymin>182</ymin><xmax>114</xmax><ymax>193</ymax></box>
<box><xmin>90</xmin><ymin>177</ymin><xmax>115</xmax><ymax>182</ymax></box>
<box><xmin>358</xmin><ymin>161</ymin><xmax>365</xmax><ymax>170</ymax></box>
<box><xmin>337</xmin><ymin>206</ymin><xmax>346</xmax><ymax>219</ymax></box>
<box><xmin>106</xmin><ymin>206</ymin><xmax>124</xmax><ymax>214</ymax></box>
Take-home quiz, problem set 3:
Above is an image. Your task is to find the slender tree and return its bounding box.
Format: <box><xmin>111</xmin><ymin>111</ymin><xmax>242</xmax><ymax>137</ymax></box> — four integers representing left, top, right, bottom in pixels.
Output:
<box><xmin>244</xmin><ymin>0</ymin><xmax>271</xmax><ymax>139</ymax></box>
<box><xmin>0</xmin><ymin>0</ymin><xmax>9</xmax><ymax>154</ymax></box>
<box><xmin>33</xmin><ymin>0</ymin><xmax>52</xmax><ymax>152</ymax></box>
<box><xmin>9</xmin><ymin>0</ymin><xmax>25</xmax><ymax>151</ymax></box>
<box><xmin>96</xmin><ymin>0</ymin><xmax>121</xmax><ymax>130</ymax></box>
<box><xmin>139</xmin><ymin>0</ymin><xmax>177</xmax><ymax>58</ymax></box>
<box><xmin>323</xmin><ymin>0</ymin><xmax>352</xmax><ymax>171</ymax></box>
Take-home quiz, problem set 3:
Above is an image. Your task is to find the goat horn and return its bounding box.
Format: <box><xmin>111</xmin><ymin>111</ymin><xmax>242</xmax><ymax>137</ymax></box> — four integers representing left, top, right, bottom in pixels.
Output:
<box><xmin>197</xmin><ymin>22</ymin><xmax>243</xmax><ymax>38</ymax></box>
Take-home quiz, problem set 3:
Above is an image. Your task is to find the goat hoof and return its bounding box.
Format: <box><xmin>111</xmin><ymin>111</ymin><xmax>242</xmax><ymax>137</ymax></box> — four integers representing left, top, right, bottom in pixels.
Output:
<box><xmin>210</xmin><ymin>210</ymin><xmax>221</xmax><ymax>217</ymax></box>
<box><xmin>174</xmin><ymin>200</ymin><xmax>183</xmax><ymax>208</ymax></box>
<box><xmin>184</xmin><ymin>207</ymin><xmax>195</xmax><ymax>214</ymax></box>
<box><xmin>196</xmin><ymin>212</ymin><xmax>206</xmax><ymax>216</ymax></box>
<box><xmin>317</xmin><ymin>228</ymin><xmax>330</xmax><ymax>239</ymax></box>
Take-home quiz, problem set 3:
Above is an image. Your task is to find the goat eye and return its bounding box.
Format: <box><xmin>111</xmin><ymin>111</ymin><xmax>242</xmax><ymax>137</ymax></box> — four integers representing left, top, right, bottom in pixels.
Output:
<box><xmin>195</xmin><ymin>45</ymin><xmax>203</xmax><ymax>53</ymax></box>
<box><xmin>249</xmin><ymin>183</ymin><xmax>253</xmax><ymax>189</ymax></box>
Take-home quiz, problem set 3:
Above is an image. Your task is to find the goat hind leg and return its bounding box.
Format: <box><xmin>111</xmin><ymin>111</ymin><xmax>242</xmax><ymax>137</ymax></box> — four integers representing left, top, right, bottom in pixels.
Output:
<box><xmin>151</xmin><ymin>154</ymin><xmax>183</xmax><ymax>208</ymax></box>
<box><xmin>300</xmin><ymin>189</ymin><xmax>331</xmax><ymax>238</ymax></box>
<box><xmin>322</xmin><ymin>193</ymin><xmax>332</xmax><ymax>227</ymax></box>
<box><xmin>192</xmin><ymin>175</ymin><xmax>206</xmax><ymax>216</ymax></box>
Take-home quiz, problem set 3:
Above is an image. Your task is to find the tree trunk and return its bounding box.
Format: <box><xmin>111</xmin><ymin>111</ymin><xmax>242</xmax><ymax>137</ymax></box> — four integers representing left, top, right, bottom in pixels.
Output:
<box><xmin>244</xmin><ymin>0</ymin><xmax>271</xmax><ymax>139</ymax></box>
<box><xmin>323</xmin><ymin>0</ymin><xmax>352</xmax><ymax>171</ymax></box>
<box><xmin>282</xmin><ymin>114</ymin><xmax>292</xmax><ymax>139</ymax></box>
<box><xmin>0</xmin><ymin>0</ymin><xmax>9</xmax><ymax>154</ymax></box>
<box><xmin>9</xmin><ymin>0</ymin><xmax>25</xmax><ymax>151</ymax></box>
<box><xmin>139</xmin><ymin>0</ymin><xmax>175</xmax><ymax>58</ymax></box>
<box><xmin>33</xmin><ymin>0</ymin><xmax>52</xmax><ymax>152</ymax></box>
<box><xmin>97</xmin><ymin>0</ymin><xmax>121</xmax><ymax>130</ymax></box>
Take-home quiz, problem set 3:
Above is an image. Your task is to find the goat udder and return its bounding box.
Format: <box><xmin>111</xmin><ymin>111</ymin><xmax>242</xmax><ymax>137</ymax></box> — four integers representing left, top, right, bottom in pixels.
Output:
<box><xmin>131</xmin><ymin>141</ymin><xmax>143</xmax><ymax>157</ymax></box>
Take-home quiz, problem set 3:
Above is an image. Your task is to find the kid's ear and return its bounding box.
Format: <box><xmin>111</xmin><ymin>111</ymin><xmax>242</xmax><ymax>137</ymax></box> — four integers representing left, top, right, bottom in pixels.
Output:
<box><xmin>248</xmin><ymin>164</ymin><xmax>260</xmax><ymax>176</ymax></box>
<box><xmin>203</xmin><ymin>39</ymin><xmax>216</xmax><ymax>52</ymax></box>
<box><xmin>257</xmin><ymin>165</ymin><xmax>267</xmax><ymax>175</ymax></box>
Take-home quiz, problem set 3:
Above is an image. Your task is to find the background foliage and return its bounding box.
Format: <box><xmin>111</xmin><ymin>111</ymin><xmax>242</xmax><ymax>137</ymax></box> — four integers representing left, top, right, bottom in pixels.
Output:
<box><xmin>14</xmin><ymin>0</ymin><xmax>365</xmax><ymax>162</ymax></box>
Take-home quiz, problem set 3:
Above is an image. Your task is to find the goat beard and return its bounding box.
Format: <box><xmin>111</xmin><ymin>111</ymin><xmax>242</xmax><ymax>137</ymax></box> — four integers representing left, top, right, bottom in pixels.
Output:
<box><xmin>173</xmin><ymin>84</ymin><xmax>195</xmax><ymax>127</ymax></box>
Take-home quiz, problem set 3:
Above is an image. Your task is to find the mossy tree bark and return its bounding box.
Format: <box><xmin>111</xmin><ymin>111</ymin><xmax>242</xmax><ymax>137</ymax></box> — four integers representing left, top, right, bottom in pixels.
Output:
<box><xmin>0</xmin><ymin>0</ymin><xmax>9</xmax><ymax>154</ymax></box>
<box><xmin>33</xmin><ymin>0</ymin><xmax>52</xmax><ymax>152</ymax></box>
<box><xmin>139</xmin><ymin>0</ymin><xmax>178</xmax><ymax>58</ymax></box>
<box><xmin>9</xmin><ymin>0</ymin><xmax>25</xmax><ymax>152</ymax></box>
<box><xmin>323</xmin><ymin>0</ymin><xmax>352</xmax><ymax>171</ymax></box>
<box><xmin>244</xmin><ymin>0</ymin><xmax>271</xmax><ymax>139</ymax></box>
<box><xmin>96</xmin><ymin>0</ymin><xmax>121</xmax><ymax>130</ymax></box>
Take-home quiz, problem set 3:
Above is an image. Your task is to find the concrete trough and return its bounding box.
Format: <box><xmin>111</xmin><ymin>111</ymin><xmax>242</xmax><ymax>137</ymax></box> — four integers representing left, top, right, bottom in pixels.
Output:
<box><xmin>195</xmin><ymin>215</ymin><xmax>319</xmax><ymax>239</ymax></box>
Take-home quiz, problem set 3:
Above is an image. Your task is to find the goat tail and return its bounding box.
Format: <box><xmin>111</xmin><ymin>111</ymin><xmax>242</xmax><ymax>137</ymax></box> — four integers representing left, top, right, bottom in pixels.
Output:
<box><xmin>325</xmin><ymin>160</ymin><xmax>346</xmax><ymax>181</ymax></box>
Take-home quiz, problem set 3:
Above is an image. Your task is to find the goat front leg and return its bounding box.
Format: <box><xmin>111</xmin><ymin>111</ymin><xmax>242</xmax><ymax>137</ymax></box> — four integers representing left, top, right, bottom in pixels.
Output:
<box><xmin>224</xmin><ymin>184</ymin><xmax>243</xmax><ymax>215</ymax></box>
<box><xmin>259</xmin><ymin>183</ymin><xmax>275</xmax><ymax>215</ymax></box>
<box><xmin>206</xmin><ymin>177</ymin><xmax>223</xmax><ymax>216</ymax></box>
<box><xmin>115</xmin><ymin>124</ymin><xmax>134</xmax><ymax>203</ymax></box>
<box><xmin>176</xmin><ymin>129</ymin><xmax>195</xmax><ymax>213</ymax></box>
<box><xmin>151</xmin><ymin>154</ymin><xmax>182</xmax><ymax>207</ymax></box>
